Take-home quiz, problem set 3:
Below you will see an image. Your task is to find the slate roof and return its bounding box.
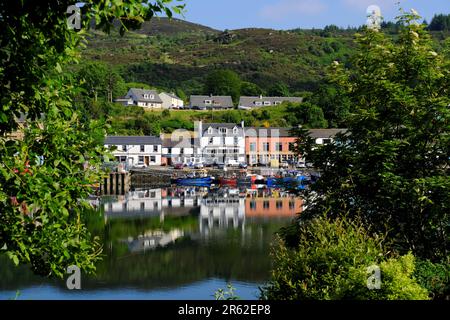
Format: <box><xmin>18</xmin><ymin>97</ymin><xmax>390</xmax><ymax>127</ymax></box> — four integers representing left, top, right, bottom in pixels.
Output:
<box><xmin>128</xmin><ymin>89</ymin><xmax>163</xmax><ymax>103</ymax></box>
<box><xmin>308</xmin><ymin>129</ymin><xmax>347</xmax><ymax>139</ymax></box>
<box><xmin>190</xmin><ymin>95</ymin><xmax>233</xmax><ymax>108</ymax></box>
<box><xmin>245</xmin><ymin>127</ymin><xmax>296</xmax><ymax>137</ymax></box>
<box><xmin>104</xmin><ymin>136</ymin><xmax>162</xmax><ymax>145</ymax></box>
<box><xmin>202</xmin><ymin>123</ymin><xmax>244</xmax><ymax>136</ymax></box>
<box><xmin>160</xmin><ymin>92</ymin><xmax>182</xmax><ymax>100</ymax></box>
<box><xmin>239</xmin><ymin>96</ymin><xmax>303</xmax><ymax>108</ymax></box>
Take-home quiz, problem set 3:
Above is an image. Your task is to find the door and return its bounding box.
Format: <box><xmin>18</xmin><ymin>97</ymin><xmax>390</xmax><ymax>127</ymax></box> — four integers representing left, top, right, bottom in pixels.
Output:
<box><xmin>144</xmin><ymin>156</ymin><xmax>150</xmax><ymax>166</ymax></box>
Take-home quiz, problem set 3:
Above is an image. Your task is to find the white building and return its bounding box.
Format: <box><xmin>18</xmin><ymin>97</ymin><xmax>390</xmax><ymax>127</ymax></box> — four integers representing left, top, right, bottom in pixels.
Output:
<box><xmin>118</xmin><ymin>88</ymin><xmax>163</xmax><ymax>109</ymax></box>
<box><xmin>159</xmin><ymin>92</ymin><xmax>184</xmax><ymax>109</ymax></box>
<box><xmin>162</xmin><ymin>135</ymin><xmax>202</xmax><ymax>165</ymax></box>
<box><xmin>197</xmin><ymin>121</ymin><xmax>246</xmax><ymax>165</ymax></box>
<box><xmin>308</xmin><ymin>129</ymin><xmax>347</xmax><ymax>145</ymax></box>
<box><xmin>105</xmin><ymin>136</ymin><xmax>162</xmax><ymax>166</ymax></box>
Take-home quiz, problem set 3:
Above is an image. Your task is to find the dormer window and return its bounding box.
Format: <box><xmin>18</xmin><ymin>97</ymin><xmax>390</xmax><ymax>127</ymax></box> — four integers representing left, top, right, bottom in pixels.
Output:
<box><xmin>264</xmin><ymin>101</ymin><xmax>271</xmax><ymax>106</ymax></box>
<box><xmin>219</xmin><ymin>127</ymin><xmax>227</xmax><ymax>134</ymax></box>
<box><xmin>205</xmin><ymin>100</ymin><xmax>212</xmax><ymax>105</ymax></box>
<box><xmin>150</xmin><ymin>95</ymin><xmax>154</xmax><ymax>100</ymax></box>
<box><xmin>233</xmin><ymin>127</ymin><xmax>238</xmax><ymax>134</ymax></box>
<box><xmin>274</xmin><ymin>101</ymin><xmax>282</xmax><ymax>105</ymax></box>
<box><xmin>254</xmin><ymin>101</ymin><xmax>263</xmax><ymax>106</ymax></box>
<box><xmin>144</xmin><ymin>94</ymin><xmax>149</xmax><ymax>99</ymax></box>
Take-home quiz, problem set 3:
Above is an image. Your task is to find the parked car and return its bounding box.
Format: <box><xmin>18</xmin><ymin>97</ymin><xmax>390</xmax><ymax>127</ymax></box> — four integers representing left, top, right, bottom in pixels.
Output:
<box><xmin>133</xmin><ymin>162</ymin><xmax>147</xmax><ymax>169</ymax></box>
<box><xmin>239</xmin><ymin>162</ymin><xmax>248</xmax><ymax>169</ymax></box>
<box><xmin>225</xmin><ymin>159</ymin><xmax>240</xmax><ymax>167</ymax></box>
<box><xmin>174</xmin><ymin>163</ymin><xmax>184</xmax><ymax>170</ymax></box>
<box><xmin>217</xmin><ymin>163</ymin><xmax>226</xmax><ymax>170</ymax></box>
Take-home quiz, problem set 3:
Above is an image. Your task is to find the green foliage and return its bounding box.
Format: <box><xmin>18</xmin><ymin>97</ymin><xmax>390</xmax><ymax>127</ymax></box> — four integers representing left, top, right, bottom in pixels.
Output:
<box><xmin>290</xmin><ymin>11</ymin><xmax>450</xmax><ymax>262</ymax></box>
<box><xmin>204</xmin><ymin>69</ymin><xmax>242</xmax><ymax>104</ymax></box>
<box><xmin>286</xmin><ymin>102</ymin><xmax>328</xmax><ymax>128</ymax></box>
<box><xmin>0</xmin><ymin>0</ymin><xmax>184</xmax><ymax>277</ymax></box>
<box><xmin>262</xmin><ymin>215</ymin><xmax>429</xmax><ymax>300</ymax></box>
<box><xmin>428</xmin><ymin>14</ymin><xmax>450</xmax><ymax>31</ymax></box>
<box><xmin>214</xmin><ymin>284</ymin><xmax>240</xmax><ymax>300</ymax></box>
<box><xmin>240</xmin><ymin>82</ymin><xmax>265</xmax><ymax>96</ymax></box>
<box><xmin>414</xmin><ymin>259</ymin><xmax>450</xmax><ymax>300</ymax></box>
<box><xmin>268</xmin><ymin>83</ymin><xmax>290</xmax><ymax>97</ymax></box>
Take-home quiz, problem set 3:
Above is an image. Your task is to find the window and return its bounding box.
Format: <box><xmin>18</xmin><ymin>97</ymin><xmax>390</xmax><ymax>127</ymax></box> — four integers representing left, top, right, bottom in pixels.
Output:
<box><xmin>250</xmin><ymin>200</ymin><xmax>256</xmax><ymax>210</ymax></box>
<box><xmin>254</xmin><ymin>101</ymin><xmax>262</xmax><ymax>106</ymax></box>
<box><xmin>289</xmin><ymin>201</ymin><xmax>295</xmax><ymax>209</ymax></box>
<box><xmin>250</xmin><ymin>143</ymin><xmax>256</xmax><ymax>152</ymax></box>
<box><xmin>140</xmin><ymin>202</ymin><xmax>145</xmax><ymax>210</ymax></box>
<box><xmin>209</xmin><ymin>137</ymin><xmax>214</xmax><ymax>144</ymax></box>
<box><xmin>123</xmin><ymin>145</ymin><xmax>127</xmax><ymax>152</ymax></box>
<box><xmin>274</xmin><ymin>101</ymin><xmax>282</xmax><ymax>105</ymax></box>
<box><xmin>150</xmin><ymin>156</ymin><xmax>156</xmax><ymax>162</ymax></box>
<box><xmin>233</xmin><ymin>127</ymin><xmax>238</xmax><ymax>134</ymax></box>
<box><xmin>263</xmin><ymin>142</ymin><xmax>270</xmax><ymax>152</ymax></box>
<box><xmin>144</xmin><ymin>94</ymin><xmax>149</xmax><ymax>99</ymax></box>
<box><xmin>204</xmin><ymin>100</ymin><xmax>212</xmax><ymax>105</ymax></box>
<box><xmin>263</xmin><ymin>201</ymin><xmax>270</xmax><ymax>209</ymax></box>
<box><xmin>263</xmin><ymin>101</ymin><xmax>271</xmax><ymax>106</ymax></box>
<box><xmin>234</xmin><ymin>137</ymin><xmax>238</xmax><ymax>145</ymax></box>
<box><xmin>138</xmin><ymin>156</ymin><xmax>144</xmax><ymax>162</ymax></box>
<box><xmin>323</xmin><ymin>138</ymin><xmax>332</xmax><ymax>144</ymax></box>
<box><xmin>150</xmin><ymin>191</ymin><xmax>156</xmax><ymax>198</ymax></box>
<box><xmin>150</xmin><ymin>95</ymin><xmax>154</xmax><ymax>100</ymax></box>
<box><xmin>276</xmin><ymin>201</ymin><xmax>283</xmax><ymax>209</ymax></box>
<box><xmin>219</xmin><ymin>127</ymin><xmax>227</xmax><ymax>134</ymax></box>
<box><xmin>153</xmin><ymin>145</ymin><xmax>158</xmax><ymax>152</ymax></box>
<box><xmin>275</xmin><ymin>142</ymin><xmax>283</xmax><ymax>152</ymax></box>
<box><xmin>153</xmin><ymin>202</ymin><xmax>158</xmax><ymax>209</ymax></box>
<box><xmin>140</xmin><ymin>145</ymin><xmax>145</xmax><ymax>152</ymax></box>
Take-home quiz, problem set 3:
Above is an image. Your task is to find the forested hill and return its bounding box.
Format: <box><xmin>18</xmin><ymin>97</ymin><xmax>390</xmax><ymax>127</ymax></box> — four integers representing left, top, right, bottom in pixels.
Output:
<box><xmin>82</xmin><ymin>17</ymin><xmax>449</xmax><ymax>96</ymax></box>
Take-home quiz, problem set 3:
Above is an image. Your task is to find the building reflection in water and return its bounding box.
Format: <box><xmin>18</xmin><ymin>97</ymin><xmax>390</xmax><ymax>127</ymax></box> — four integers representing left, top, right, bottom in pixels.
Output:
<box><xmin>100</xmin><ymin>187</ymin><xmax>302</xmax><ymax>252</ymax></box>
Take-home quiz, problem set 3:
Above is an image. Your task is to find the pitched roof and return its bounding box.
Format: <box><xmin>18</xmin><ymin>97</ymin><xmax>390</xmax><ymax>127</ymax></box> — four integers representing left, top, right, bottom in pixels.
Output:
<box><xmin>190</xmin><ymin>95</ymin><xmax>233</xmax><ymax>108</ymax></box>
<box><xmin>245</xmin><ymin>127</ymin><xmax>296</xmax><ymax>137</ymax></box>
<box><xmin>104</xmin><ymin>136</ymin><xmax>162</xmax><ymax>145</ymax></box>
<box><xmin>308</xmin><ymin>129</ymin><xmax>347</xmax><ymax>139</ymax></box>
<box><xmin>202</xmin><ymin>123</ymin><xmax>244</xmax><ymax>136</ymax></box>
<box><xmin>128</xmin><ymin>89</ymin><xmax>163</xmax><ymax>103</ymax></box>
<box><xmin>239</xmin><ymin>96</ymin><xmax>303</xmax><ymax>108</ymax></box>
<box><xmin>160</xmin><ymin>92</ymin><xmax>182</xmax><ymax>100</ymax></box>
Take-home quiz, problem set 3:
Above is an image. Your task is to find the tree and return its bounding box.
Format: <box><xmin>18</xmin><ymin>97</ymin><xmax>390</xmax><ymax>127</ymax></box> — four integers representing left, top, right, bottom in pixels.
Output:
<box><xmin>289</xmin><ymin>10</ymin><xmax>450</xmax><ymax>262</ymax></box>
<box><xmin>286</xmin><ymin>102</ymin><xmax>328</xmax><ymax>128</ymax></box>
<box><xmin>263</xmin><ymin>215</ymin><xmax>429</xmax><ymax>300</ymax></box>
<box><xmin>308</xmin><ymin>84</ymin><xmax>350</xmax><ymax>128</ymax></box>
<box><xmin>268</xmin><ymin>83</ymin><xmax>290</xmax><ymax>97</ymax></box>
<box><xmin>240</xmin><ymin>81</ymin><xmax>264</xmax><ymax>96</ymax></box>
<box><xmin>204</xmin><ymin>69</ymin><xmax>241</xmax><ymax>104</ymax></box>
<box><xmin>0</xmin><ymin>1</ymin><xmax>184</xmax><ymax>277</ymax></box>
<box><xmin>428</xmin><ymin>14</ymin><xmax>450</xmax><ymax>31</ymax></box>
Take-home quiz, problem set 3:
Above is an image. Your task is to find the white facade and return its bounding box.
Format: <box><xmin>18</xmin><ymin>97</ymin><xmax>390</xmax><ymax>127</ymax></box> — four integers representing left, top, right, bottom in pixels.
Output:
<box><xmin>159</xmin><ymin>92</ymin><xmax>184</xmax><ymax>109</ymax></box>
<box><xmin>197</xmin><ymin>121</ymin><xmax>246</xmax><ymax>164</ymax></box>
<box><xmin>125</xmin><ymin>89</ymin><xmax>163</xmax><ymax>109</ymax></box>
<box><xmin>105</xmin><ymin>136</ymin><xmax>162</xmax><ymax>166</ymax></box>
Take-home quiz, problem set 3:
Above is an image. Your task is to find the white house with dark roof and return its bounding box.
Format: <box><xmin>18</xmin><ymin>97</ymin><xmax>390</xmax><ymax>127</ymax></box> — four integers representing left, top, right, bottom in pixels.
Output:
<box><xmin>121</xmin><ymin>88</ymin><xmax>163</xmax><ymax>109</ymax></box>
<box><xmin>238</xmin><ymin>95</ymin><xmax>303</xmax><ymax>109</ymax></box>
<box><xmin>159</xmin><ymin>92</ymin><xmax>184</xmax><ymax>109</ymax></box>
<box><xmin>104</xmin><ymin>136</ymin><xmax>162</xmax><ymax>166</ymax></box>
<box><xmin>190</xmin><ymin>95</ymin><xmax>234</xmax><ymax>110</ymax></box>
<box><xmin>197</xmin><ymin>121</ymin><xmax>246</xmax><ymax>165</ymax></box>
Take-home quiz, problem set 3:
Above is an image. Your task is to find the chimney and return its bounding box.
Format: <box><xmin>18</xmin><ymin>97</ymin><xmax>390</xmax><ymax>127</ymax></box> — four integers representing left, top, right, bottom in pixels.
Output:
<box><xmin>259</xmin><ymin>95</ymin><xmax>263</xmax><ymax>99</ymax></box>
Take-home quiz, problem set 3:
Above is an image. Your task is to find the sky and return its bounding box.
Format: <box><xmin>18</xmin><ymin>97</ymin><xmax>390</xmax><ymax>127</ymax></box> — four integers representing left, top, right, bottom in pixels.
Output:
<box><xmin>176</xmin><ymin>0</ymin><xmax>449</xmax><ymax>30</ymax></box>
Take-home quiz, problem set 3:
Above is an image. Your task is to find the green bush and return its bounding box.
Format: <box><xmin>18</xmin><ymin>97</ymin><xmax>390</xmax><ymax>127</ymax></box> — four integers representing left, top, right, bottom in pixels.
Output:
<box><xmin>261</xmin><ymin>215</ymin><xmax>429</xmax><ymax>300</ymax></box>
<box><xmin>414</xmin><ymin>259</ymin><xmax>450</xmax><ymax>300</ymax></box>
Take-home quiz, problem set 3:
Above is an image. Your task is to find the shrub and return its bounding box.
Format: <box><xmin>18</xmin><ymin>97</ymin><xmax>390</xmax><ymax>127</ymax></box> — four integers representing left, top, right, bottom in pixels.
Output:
<box><xmin>261</xmin><ymin>215</ymin><xmax>429</xmax><ymax>300</ymax></box>
<box><xmin>414</xmin><ymin>259</ymin><xmax>450</xmax><ymax>300</ymax></box>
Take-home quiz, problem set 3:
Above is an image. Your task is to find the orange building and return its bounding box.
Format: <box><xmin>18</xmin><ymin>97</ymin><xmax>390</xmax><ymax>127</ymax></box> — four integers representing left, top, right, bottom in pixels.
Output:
<box><xmin>245</xmin><ymin>127</ymin><xmax>298</xmax><ymax>166</ymax></box>
<box><xmin>245</xmin><ymin>197</ymin><xmax>303</xmax><ymax>217</ymax></box>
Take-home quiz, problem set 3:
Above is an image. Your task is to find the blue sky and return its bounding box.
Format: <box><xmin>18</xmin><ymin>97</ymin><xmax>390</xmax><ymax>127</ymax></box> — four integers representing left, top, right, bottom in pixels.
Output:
<box><xmin>176</xmin><ymin>0</ymin><xmax>449</xmax><ymax>30</ymax></box>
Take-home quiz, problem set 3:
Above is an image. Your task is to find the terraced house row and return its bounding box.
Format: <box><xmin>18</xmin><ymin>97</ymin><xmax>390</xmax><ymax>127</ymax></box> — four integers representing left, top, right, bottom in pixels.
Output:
<box><xmin>104</xmin><ymin>121</ymin><xmax>346</xmax><ymax>168</ymax></box>
<box><xmin>115</xmin><ymin>88</ymin><xmax>303</xmax><ymax>110</ymax></box>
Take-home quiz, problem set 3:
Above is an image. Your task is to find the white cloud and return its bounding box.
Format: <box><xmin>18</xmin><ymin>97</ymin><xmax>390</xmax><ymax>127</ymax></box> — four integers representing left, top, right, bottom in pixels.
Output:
<box><xmin>260</xmin><ymin>0</ymin><xmax>327</xmax><ymax>21</ymax></box>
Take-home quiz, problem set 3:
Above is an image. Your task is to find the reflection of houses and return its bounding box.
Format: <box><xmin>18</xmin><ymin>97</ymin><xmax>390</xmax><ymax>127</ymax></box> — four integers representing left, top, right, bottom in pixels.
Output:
<box><xmin>124</xmin><ymin>229</ymin><xmax>184</xmax><ymax>253</ymax></box>
<box><xmin>104</xmin><ymin>188</ymin><xmax>207</xmax><ymax>219</ymax></box>
<box><xmin>105</xmin><ymin>136</ymin><xmax>162</xmax><ymax>166</ymax></box>
<box><xmin>245</xmin><ymin>127</ymin><xmax>298</xmax><ymax>166</ymax></box>
<box><xmin>245</xmin><ymin>197</ymin><xmax>302</xmax><ymax>217</ymax></box>
<box><xmin>197</xmin><ymin>121</ymin><xmax>246</xmax><ymax>164</ymax></box>
<box><xmin>199</xmin><ymin>195</ymin><xmax>246</xmax><ymax>233</ymax></box>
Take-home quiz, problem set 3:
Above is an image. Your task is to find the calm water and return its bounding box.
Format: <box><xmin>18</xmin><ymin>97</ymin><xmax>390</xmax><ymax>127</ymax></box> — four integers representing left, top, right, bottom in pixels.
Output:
<box><xmin>0</xmin><ymin>186</ymin><xmax>301</xmax><ymax>300</ymax></box>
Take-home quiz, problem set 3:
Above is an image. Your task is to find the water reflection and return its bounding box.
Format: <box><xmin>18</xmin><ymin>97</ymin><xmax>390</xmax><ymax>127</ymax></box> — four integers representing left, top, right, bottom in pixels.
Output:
<box><xmin>0</xmin><ymin>186</ymin><xmax>302</xmax><ymax>300</ymax></box>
